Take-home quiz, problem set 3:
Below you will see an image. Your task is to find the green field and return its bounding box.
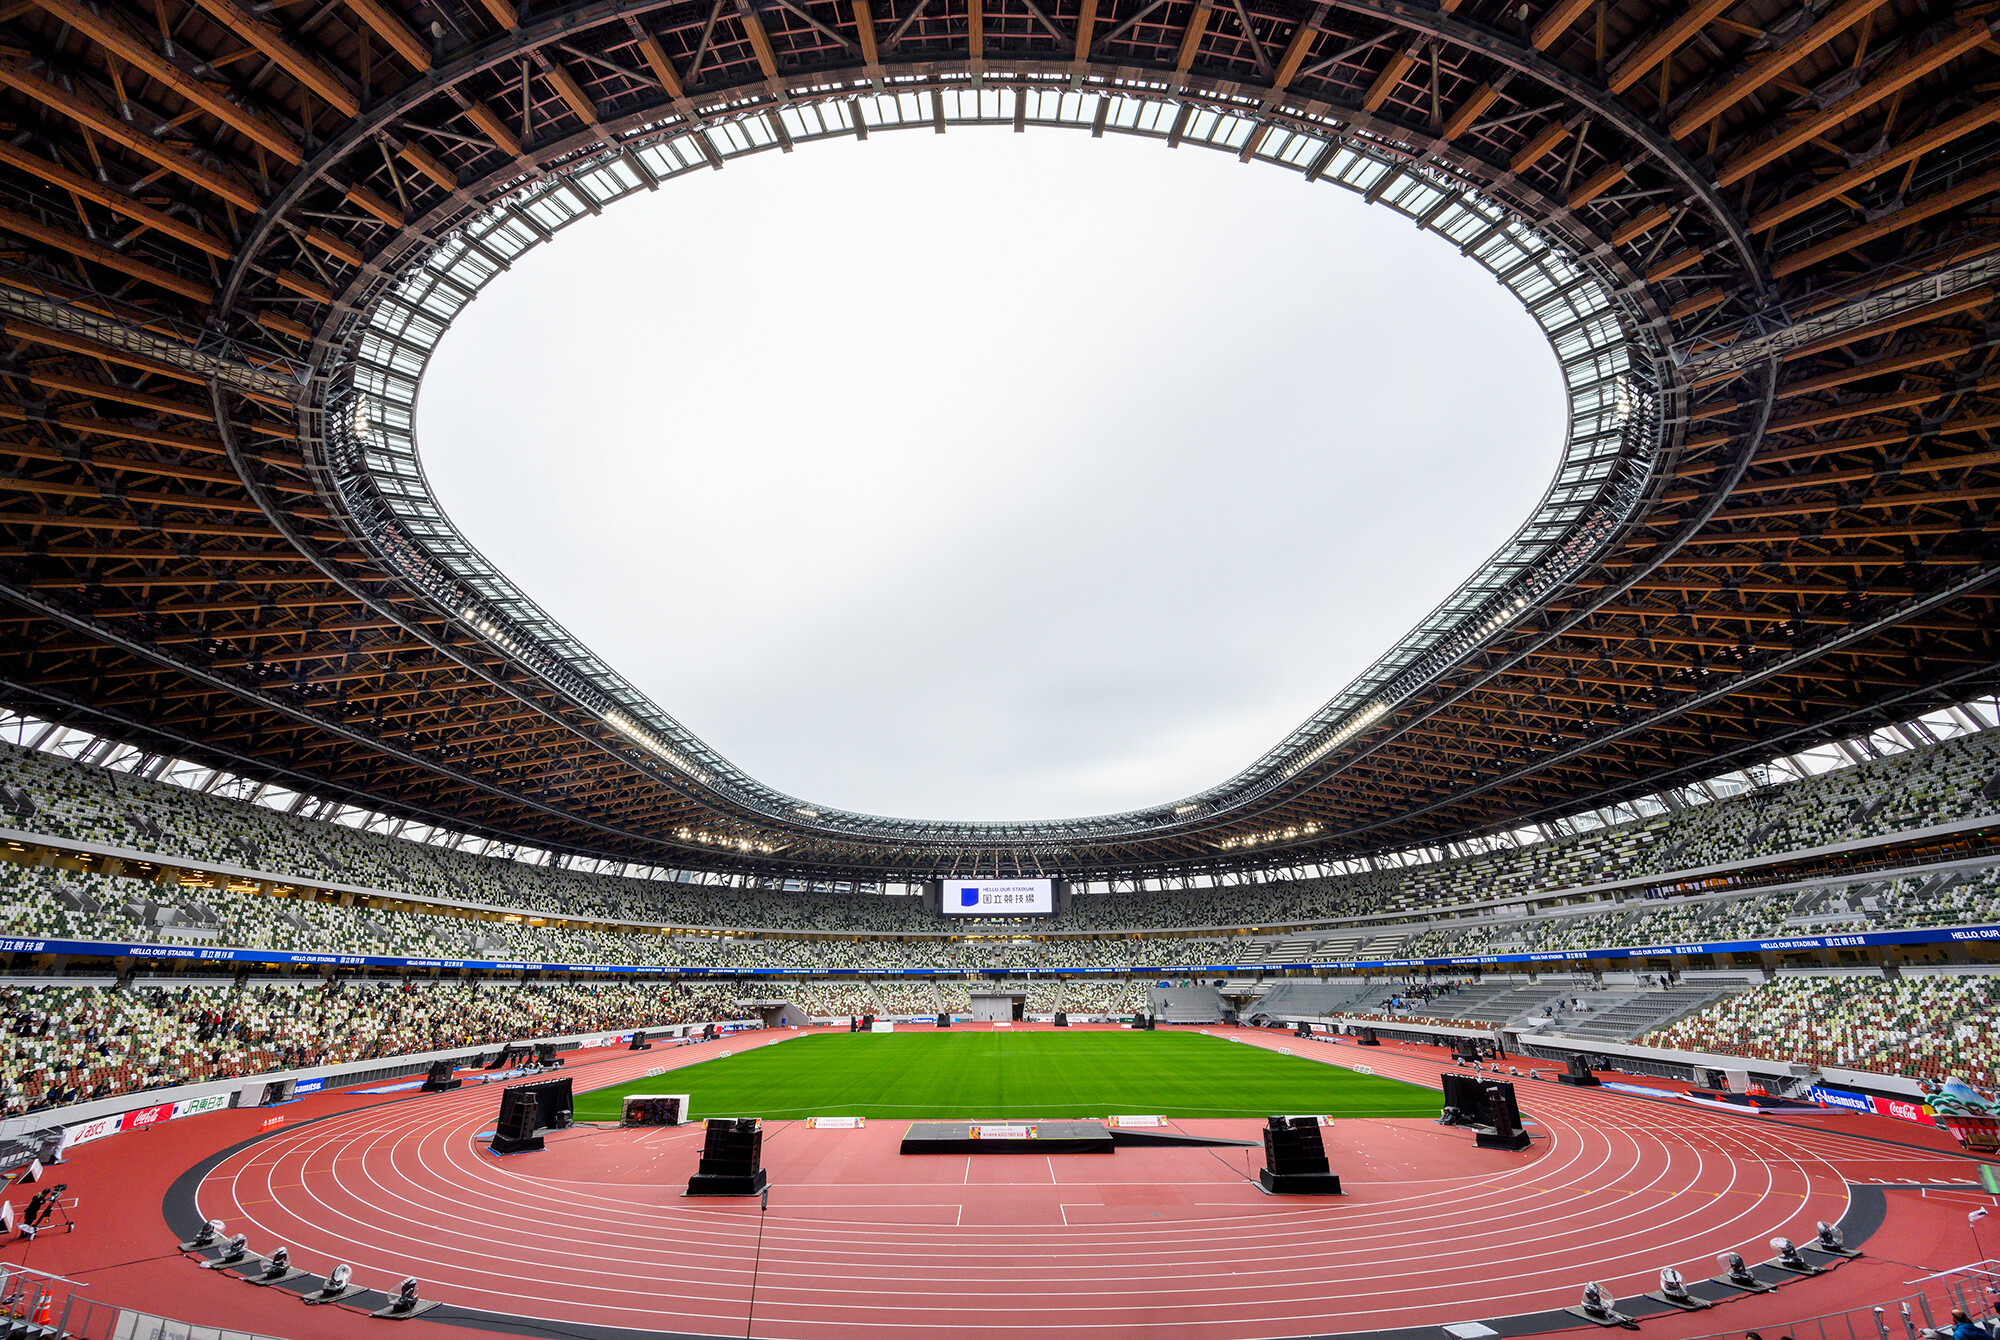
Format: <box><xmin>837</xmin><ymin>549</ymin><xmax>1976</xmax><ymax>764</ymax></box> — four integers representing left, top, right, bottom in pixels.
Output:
<box><xmin>573</xmin><ymin>1031</ymin><xmax>1444</xmax><ymax>1121</ymax></box>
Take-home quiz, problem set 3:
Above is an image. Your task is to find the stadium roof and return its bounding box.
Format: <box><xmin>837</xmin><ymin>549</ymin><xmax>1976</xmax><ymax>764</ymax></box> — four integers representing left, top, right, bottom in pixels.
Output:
<box><xmin>1</xmin><ymin>0</ymin><xmax>1997</xmax><ymax>883</ymax></box>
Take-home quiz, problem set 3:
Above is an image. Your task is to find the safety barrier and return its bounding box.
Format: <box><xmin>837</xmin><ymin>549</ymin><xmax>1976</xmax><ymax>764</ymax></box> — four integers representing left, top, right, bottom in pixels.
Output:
<box><xmin>1672</xmin><ymin>1261</ymin><xmax>2000</xmax><ymax>1340</ymax></box>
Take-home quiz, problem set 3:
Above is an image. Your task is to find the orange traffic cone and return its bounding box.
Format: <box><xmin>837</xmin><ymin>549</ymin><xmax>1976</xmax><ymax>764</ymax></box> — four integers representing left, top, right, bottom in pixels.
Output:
<box><xmin>32</xmin><ymin>1294</ymin><xmax>50</xmax><ymax>1327</ymax></box>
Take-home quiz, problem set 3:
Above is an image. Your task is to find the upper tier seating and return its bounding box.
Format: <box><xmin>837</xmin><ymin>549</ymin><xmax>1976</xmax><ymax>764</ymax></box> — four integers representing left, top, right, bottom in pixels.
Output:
<box><xmin>0</xmin><ymin>722</ymin><xmax>1991</xmax><ymax>936</ymax></box>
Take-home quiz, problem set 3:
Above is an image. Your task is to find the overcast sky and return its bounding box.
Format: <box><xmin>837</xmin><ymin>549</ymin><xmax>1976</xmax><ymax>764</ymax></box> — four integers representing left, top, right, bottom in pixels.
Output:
<box><xmin>417</xmin><ymin>129</ymin><xmax>1564</xmax><ymax>823</ymax></box>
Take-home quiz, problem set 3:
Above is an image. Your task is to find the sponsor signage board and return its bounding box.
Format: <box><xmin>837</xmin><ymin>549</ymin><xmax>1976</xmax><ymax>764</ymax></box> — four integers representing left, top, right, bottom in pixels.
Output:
<box><xmin>119</xmin><ymin>1102</ymin><xmax>175</xmax><ymax>1131</ymax></box>
<box><xmin>1873</xmin><ymin>1096</ymin><xmax>1936</xmax><ymax>1126</ymax></box>
<box><xmin>64</xmin><ymin>1113</ymin><xmax>119</xmax><ymax>1147</ymax></box>
<box><xmin>1807</xmin><ymin>1086</ymin><xmax>1874</xmax><ymax>1114</ymax></box>
<box><xmin>7</xmin><ymin>923</ymin><xmax>2000</xmax><ymax>981</ymax></box>
<box><xmin>171</xmin><ymin>1093</ymin><xmax>229</xmax><ymax>1120</ymax></box>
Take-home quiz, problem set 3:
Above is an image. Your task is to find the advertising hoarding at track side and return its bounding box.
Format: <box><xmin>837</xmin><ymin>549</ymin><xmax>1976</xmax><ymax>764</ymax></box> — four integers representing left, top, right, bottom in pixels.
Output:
<box><xmin>0</xmin><ymin>921</ymin><xmax>1994</xmax><ymax>976</ymax></box>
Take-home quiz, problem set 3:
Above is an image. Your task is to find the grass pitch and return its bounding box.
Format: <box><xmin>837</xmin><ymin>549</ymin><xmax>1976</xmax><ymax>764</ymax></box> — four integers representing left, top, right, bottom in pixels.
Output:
<box><xmin>573</xmin><ymin>1030</ymin><xmax>1443</xmax><ymax>1121</ymax></box>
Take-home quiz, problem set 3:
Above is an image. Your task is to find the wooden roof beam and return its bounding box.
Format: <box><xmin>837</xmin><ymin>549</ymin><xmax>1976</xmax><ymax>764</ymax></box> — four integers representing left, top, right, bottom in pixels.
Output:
<box><xmin>1609</xmin><ymin>204</ymin><xmax>1674</xmax><ymax>246</ymax></box>
<box><xmin>1565</xmin><ymin>161</ymin><xmax>1627</xmax><ymax>209</ymax></box>
<box><xmin>461</xmin><ymin>97</ymin><xmax>528</xmax><ymax>160</ymax></box>
<box><xmin>1174</xmin><ymin>0</ymin><xmax>1212</xmax><ymax>70</ymax></box>
<box><xmin>734</xmin><ymin>0</ymin><xmax>781</xmax><ymax>80</ymax></box>
<box><xmin>0</xmin><ymin>205</ymin><xmax>213</xmax><ymax>304</ymax></box>
<box><xmin>1771</xmin><ymin>165</ymin><xmax>2000</xmax><ymax>279</ymax></box>
<box><xmin>394</xmin><ymin>141</ymin><xmax>459</xmax><ymax>192</ymax></box>
<box><xmin>535</xmin><ymin>53</ymin><xmax>600</xmax><ymax>127</ymax></box>
<box><xmin>342</xmin><ymin>0</ymin><xmax>431</xmax><ymax>70</ymax></box>
<box><xmin>1362</xmin><ymin>41</ymin><xmax>1417</xmax><ymax>112</ymax></box>
<box><xmin>1686</xmin><ymin>293</ymin><xmax>1994</xmax><ymax>394</ymax></box>
<box><xmin>30</xmin><ymin>0</ymin><xmax>303</xmax><ymax>162</ymax></box>
<box><xmin>473</xmin><ymin>0</ymin><xmax>518</xmax><ymax>31</ymax></box>
<box><xmin>1607</xmin><ymin>0</ymin><xmax>1741</xmax><ymax>93</ymax></box>
<box><xmin>189</xmin><ymin>0</ymin><xmax>360</xmax><ymax>117</ymax></box>
<box><xmin>851</xmin><ymin>0</ymin><xmax>881</xmax><ymax>69</ymax></box>
<box><xmin>20</xmin><ymin>371</ymin><xmax>218</xmax><ymax>419</ymax></box>
<box><xmin>1509</xmin><ymin>120</ymin><xmax>1571</xmax><ymax>175</ymax></box>
<box><xmin>1529</xmin><ymin>0</ymin><xmax>1593</xmax><ymax>52</ymax></box>
<box><xmin>0</xmin><ymin>141</ymin><xmax>231</xmax><ymax>259</ymax></box>
<box><xmin>1439</xmin><ymin>81</ymin><xmax>1500</xmax><ymax>141</ymax></box>
<box><xmin>1716</xmin><ymin>14</ymin><xmax>1991</xmax><ymax>187</ymax></box>
<box><xmin>1269</xmin><ymin>2</ymin><xmax>1325</xmax><ymax>91</ymax></box>
<box><xmin>0</xmin><ymin>59</ymin><xmax>261</xmax><ymax>211</ymax></box>
<box><xmin>1669</xmin><ymin>0</ymin><xmax>1894</xmax><ymax>141</ymax></box>
<box><xmin>1750</xmin><ymin>102</ymin><xmax>2000</xmax><ymax>234</ymax></box>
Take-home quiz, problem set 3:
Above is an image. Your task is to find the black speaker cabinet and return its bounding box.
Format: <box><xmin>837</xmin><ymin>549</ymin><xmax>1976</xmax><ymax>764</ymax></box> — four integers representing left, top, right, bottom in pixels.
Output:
<box><xmin>420</xmin><ymin>1059</ymin><xmax>461</xmax><ymax>1093</ymax></box>
<box><xmin>1356</xmin><ymin>1026</ymin><xmax>1380</xmax><ymax>1046</ymax></box>
<box><xmin>687</xmin><ymin>1117</ymin><xmax>768</xmax><ymax>1196</ymax></box>
<box><xmin>489</xmin><ymin>1087</ymin><xmax>545</xmax><ymax>1154</ymax></box>
<box><xmin>1477</xmin><ymin>1079</ymin><xmax>1531</xmax><ymax>1151</ymax></box>
<box><xmin>629</xmin><ymin>1031</ymin><xmax>653</xmax><ymax>1052</ymax></box>
<box><xmin>1440</xmin><ymin>1071</ymin><xmax>1485</xmax><ymax>1126</ymax></box>
<box><xmin>1558</xmin><ymin>1052</ymin><xmax>1601</xmax><ymax>1087</ymax></box>
<box><xmin>1054</xmin><ymin>1011</ymin><xmax>1068</xmax><ymax>1027</ymax></box>
<box><xmin>534</xmin><ymin>1043</ymin><xmax>563</xmax><ymax>1067</ymax></box>
<box><xmin>937</xmin><ymin>1012</ymin><xmax>952</xmax><ymax>1028</ymax></box>
<box><xmin>861</xmin><ymin>1014</ymin><xmax>876</xmax><ymax>1031</ymax></box>
<box><xmin>488</xmin><ymin>1076</ymin><xmax>573</xmax><ymax>1153</ymax></box>
<box><xmin>1258</xmin><ymin>1117</ymin><xmax>1342</xmax><ymax>1195</ymax></box>
<box><xmin>1295</xmin><ymin>1022</ymin><xmax>1312</xmax><ymax>1038</ymax></box>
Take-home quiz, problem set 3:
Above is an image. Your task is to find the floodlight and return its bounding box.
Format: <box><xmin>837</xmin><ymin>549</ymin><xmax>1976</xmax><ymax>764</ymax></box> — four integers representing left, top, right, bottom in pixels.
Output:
<box><xmin>1659</xmin><ymin>1267</ymin><xmax>1689</xmax><ymax>1300</ymax></box>
<box><xmin>329</xmin><ymin>1264</ymin><xmax>352</xmax><ymax>1289</ymax></box>
<box><xmin>1718</xmin><ymin>1251</ymin><xmax>1756</xmax><ymax>1285</ymax></box>
<box><xmin>398</xmin><ymin>1277</ymin><xmax>420</xmax><ymax>1304</ymax></box>
<box><xmin>1771</xmin><ymin>1237</ymin><xmax>1809</xmax><ymax>1270</ymax></box>
<box><xmin>226</xmin><ymin>1233</ymin><xmax>247</xmax><ymax>1256</ymax></box>
<box><xmin>267</xmin><ymin>1247</ymin><xmax>289</xmax><ymax>1271</ymax></box>
<box><xmin>1580</xmin><ymin>1282</ymin><xmax>1616</xmax><ymax>1316</ymax></box>
<box><xmin>1817</xmin><ymin>1221</ymin><xmax>1845</xmax><ymax>1249</ymax></box>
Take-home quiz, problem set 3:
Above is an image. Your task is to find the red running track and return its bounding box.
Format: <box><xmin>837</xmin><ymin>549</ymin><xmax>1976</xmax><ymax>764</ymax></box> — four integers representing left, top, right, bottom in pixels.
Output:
<box><xmin>144</xmin><ymin>1025</ymin><xmax>1983</xmax><ymax>1340</ymax></box>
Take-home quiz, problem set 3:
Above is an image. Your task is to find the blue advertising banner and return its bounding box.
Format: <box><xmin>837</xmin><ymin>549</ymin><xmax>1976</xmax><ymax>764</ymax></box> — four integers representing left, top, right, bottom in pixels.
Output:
<box><xmin>1806</xmin><ymin>1085</ymin><xmax>1874</xmax><ymax>1114</ymax></box>
<box><xmin>0</xmin><ymin>920</ymin><xmax>1991</xmax><ymax>978</ymax></box>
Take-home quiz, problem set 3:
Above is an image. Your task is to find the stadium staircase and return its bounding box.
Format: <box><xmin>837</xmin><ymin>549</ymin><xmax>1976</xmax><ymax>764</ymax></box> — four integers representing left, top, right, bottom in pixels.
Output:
<box><xmin>1307</xmin><ymin>933</ymin><xmax>1365</xmax><ymax>961</ymax></box>
<box><xmin>1446</xmin><ymin>983</ymin><xmax>1573</xmax><ymax>1026</ymax></box>
<box><xmin>1148</xmin><ymin>984</ymin><xmax>1224</xmax><ymax>1023</ymax></box>
<box><xmin>1555</xmin><ymin>984</ymin><xmax>1751</xmax><ymax>1042</ymax></box>
<box><xmin>1250</xmin><ymin>979</ymin><xmax>1381</xmax><ymax>1020</ymax></box>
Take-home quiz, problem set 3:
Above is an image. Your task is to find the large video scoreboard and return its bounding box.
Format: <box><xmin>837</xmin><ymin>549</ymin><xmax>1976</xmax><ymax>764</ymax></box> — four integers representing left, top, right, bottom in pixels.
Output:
<box><xmin>940</xmin><ymin>878</ymin><xmax>1055</xmax><ymax>916</ymax></box>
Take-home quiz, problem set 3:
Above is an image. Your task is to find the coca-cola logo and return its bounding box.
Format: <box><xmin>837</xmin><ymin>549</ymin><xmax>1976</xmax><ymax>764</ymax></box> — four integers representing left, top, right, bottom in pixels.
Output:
<box><xmin>122</xmin><ymin>1104</ymin><xmax>172</xmax><ymax>1130</ymax></box>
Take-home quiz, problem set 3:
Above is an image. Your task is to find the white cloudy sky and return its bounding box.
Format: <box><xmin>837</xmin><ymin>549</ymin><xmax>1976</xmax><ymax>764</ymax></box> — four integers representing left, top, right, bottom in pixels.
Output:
<box><xmin>418</xmin><ymin>128</ymin><xmax>1564</xmax><ymax>823</ymax></box>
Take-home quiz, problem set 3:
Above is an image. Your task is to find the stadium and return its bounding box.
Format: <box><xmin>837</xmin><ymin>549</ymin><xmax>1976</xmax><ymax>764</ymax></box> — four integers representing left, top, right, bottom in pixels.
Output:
<box><xmin>0</xmin><ymin>0</ymin><xmax>1998</xmax><ymax>1332</ymax></box>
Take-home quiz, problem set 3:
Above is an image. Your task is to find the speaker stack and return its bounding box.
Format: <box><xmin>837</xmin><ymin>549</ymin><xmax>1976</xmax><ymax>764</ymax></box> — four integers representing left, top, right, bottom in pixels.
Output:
<box><xmin>1557</xmin><ymin>1052</ymin><xmax>1602</xmax><ymax>1087</ymax></box>
<box><xmin>1258</xmin><ymin>1117</ymin><xmax>1341</xmax><ymax>1195</ymax></box>
<box><xmin>487</xmin><ymin>1076</ymin><xmax>573</xmax><ymax>1155</ymax></box>
<box><xmin>419</xmin><ymin>1059</ymin><xmax>460</xmax><ymax>1093</ymax></box>
<box><xmin>686</xmin><ymin>1118</ymin><xmax>767</xmax><ymax>1196</ymax></box>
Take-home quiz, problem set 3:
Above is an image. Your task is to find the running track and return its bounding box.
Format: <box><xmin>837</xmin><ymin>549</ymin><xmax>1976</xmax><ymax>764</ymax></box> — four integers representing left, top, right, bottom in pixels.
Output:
<box><xmin>153</xmin><ymin>1026</ymin><xmax>1985</xmax><ymax>1340</ymax></box>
